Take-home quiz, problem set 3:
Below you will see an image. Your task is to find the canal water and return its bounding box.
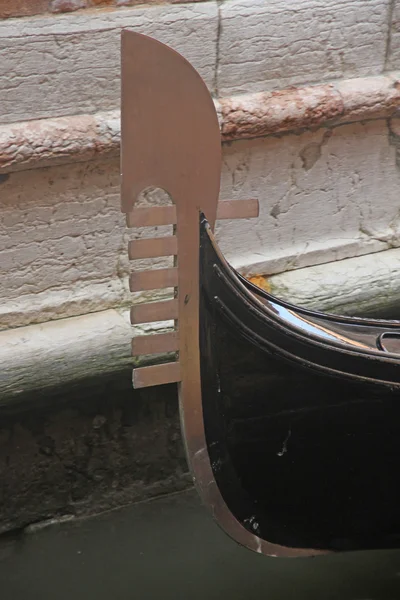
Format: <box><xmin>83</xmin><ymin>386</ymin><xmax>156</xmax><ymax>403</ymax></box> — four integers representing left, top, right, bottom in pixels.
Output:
<box><xmin>1</xmin><ymin>489</ymin><xmax>399</xmax><ymax>599</ymax></box>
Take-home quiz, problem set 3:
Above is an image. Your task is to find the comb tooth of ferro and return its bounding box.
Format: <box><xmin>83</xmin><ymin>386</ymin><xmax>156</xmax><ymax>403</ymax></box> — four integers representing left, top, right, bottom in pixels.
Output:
<box><xmin>126</xmin><ymin>199</ymin><xmax>259</xmax><ymax>228</ymax></box>
<box><xmin>132</xmin><ymin>362</ymin><xmax>181</xmax><ymax>388</ymax></box>
<box><xmin>131</xmin><ymin>331</ymin><xmax>179</xmax><ymax>356</ymax></box>
<box><xmin>130</xmin><ymin>299</ymin><xmax>178</xmax><ymax>325</ymax></box>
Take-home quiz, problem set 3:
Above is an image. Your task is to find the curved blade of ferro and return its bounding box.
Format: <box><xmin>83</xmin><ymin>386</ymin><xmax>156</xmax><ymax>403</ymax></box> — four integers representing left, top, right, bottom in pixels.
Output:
<box><xmin>121</xmin><ymin>31</ymin><xmax>221</xmax><ymax>219</ymax></box>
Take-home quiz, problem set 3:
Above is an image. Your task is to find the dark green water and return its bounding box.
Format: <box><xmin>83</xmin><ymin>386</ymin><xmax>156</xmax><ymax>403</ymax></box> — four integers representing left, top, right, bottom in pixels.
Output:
<box><xmin>1</xmin><ymin>489</ymin><xmax>399</xmax><ymax>599</ymax></box>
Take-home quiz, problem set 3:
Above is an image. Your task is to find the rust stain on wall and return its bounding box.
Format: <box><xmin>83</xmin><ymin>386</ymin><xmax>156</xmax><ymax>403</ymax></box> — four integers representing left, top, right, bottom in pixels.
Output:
<box><xmin>247</xmin><ymin>275</ymin><xmax>271</xmax><ymax>293</ymax></box>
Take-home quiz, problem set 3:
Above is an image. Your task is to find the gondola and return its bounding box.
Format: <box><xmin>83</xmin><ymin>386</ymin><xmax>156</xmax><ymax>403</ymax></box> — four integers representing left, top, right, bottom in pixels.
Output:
<box><xmin>121</xmin><ymin>31</ymin><xmax>400</xmax><ymax>557</ymax></box>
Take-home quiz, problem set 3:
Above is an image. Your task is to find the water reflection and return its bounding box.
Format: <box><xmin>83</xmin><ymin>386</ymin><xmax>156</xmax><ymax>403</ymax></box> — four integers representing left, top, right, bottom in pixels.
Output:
<box><xmin>1</xmin><ymin>490</ymin><xmax>399</xmax><ymax>600</ymax></box>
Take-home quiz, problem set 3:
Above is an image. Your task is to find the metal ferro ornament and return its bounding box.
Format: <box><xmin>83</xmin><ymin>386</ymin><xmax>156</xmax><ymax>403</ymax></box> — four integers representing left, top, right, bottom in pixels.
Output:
<box><xmin>121</xmin><ymin>31</ymin><xmax>400</xmax><ymax>557</ymax></box>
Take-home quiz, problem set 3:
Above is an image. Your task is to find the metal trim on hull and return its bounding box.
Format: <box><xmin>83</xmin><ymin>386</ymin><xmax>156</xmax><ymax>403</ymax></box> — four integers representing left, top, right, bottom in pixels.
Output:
<box><xmin>240</xmin><ymin>272</ymin><xmax>400</xmax><ymax>328</ymax></box>
<box><xmin>201</xmin><ymin>219</ymin><xmax>400</xmax><ymax>384</ymax></box>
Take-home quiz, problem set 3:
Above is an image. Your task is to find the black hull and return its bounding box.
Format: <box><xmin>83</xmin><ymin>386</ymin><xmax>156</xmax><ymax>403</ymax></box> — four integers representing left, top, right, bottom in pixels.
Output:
<box><xmin>199</xmin><ymin>215</ymin><xmax>400</xmax><ymax>553</ymax></box>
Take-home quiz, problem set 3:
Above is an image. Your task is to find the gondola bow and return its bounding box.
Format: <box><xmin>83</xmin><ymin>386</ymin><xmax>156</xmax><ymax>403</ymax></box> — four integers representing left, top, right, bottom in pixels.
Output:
<box><xmin>121</xmin><ymin>31</ymin><xmax>400</xmax><ymax>557</ymax></box>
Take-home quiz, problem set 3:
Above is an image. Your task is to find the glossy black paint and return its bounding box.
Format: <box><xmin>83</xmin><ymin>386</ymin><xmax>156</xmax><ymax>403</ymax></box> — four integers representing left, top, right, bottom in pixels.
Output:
<box><xmin>199</xmin><ymin>215</ymin><xmax>400</xmax><ymax>552</ymax></box>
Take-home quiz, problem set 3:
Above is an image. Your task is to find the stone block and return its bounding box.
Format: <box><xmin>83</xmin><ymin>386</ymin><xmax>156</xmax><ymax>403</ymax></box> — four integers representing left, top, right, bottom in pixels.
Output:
<box><xmin>218</xmin><ymin>0</ymin><xmax>390</xmax><ymax>95</ymax></box>
<box><xmin>0</xmin><ymin>3</ymin><xmax>218</xmax><ymax>124</ymax></box>
<box><xmin>217</xmin><ymin>120</ymin><xmax>400</xmax><ymax>275</ymax></box>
